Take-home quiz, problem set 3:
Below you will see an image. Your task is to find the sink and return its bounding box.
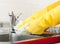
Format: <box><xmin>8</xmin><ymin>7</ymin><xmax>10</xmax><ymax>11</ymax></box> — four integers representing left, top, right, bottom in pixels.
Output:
<box><xmin>0</xmin><ymin>34</ymin><xmax>9</xmax><ymax>42</ymax></box>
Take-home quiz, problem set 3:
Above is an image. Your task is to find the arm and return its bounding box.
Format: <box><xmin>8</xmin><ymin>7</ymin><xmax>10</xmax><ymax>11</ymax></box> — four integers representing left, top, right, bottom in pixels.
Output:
<box><xmin>26</xmin><ymin>6</ymin><xmax>60</xmax><ymax>35</ymax></box>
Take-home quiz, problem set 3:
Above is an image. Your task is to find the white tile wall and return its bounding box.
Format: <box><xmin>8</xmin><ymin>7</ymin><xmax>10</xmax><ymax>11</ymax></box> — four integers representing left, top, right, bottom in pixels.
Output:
<box><xmin>0</xmin><ymin>0</ymin><xmax>57</xmax><ymax>21</ymax></box>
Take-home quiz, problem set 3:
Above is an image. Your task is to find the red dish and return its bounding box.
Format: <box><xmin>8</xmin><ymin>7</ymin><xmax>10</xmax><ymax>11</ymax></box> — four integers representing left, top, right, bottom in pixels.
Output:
<box><xmin>14</xmin><ymin>36</ymin><xmax>60</xmax><ymax>44</ymax></box>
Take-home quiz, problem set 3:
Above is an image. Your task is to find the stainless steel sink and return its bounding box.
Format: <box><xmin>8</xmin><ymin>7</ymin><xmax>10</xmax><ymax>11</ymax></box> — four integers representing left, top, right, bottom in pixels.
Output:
<box><xmin>0</xmin><ymin>34</ymin><xmax>9</xmax><ymax>42</ymax></box>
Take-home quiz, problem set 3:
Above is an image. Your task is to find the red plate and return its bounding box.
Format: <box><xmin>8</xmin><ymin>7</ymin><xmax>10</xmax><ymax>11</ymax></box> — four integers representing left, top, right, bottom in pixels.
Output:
<box><xmin>14</xmin><ymin>36</ymin><xmax>60</xmax><ymax>44</ymax></box>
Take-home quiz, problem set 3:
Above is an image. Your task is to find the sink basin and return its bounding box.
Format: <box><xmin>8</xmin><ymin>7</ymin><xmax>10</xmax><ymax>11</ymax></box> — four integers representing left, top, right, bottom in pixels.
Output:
<box><xmin>0</xmin><ymin>34</ymin><xmax>9</xmax><ymax>42</ymax></box>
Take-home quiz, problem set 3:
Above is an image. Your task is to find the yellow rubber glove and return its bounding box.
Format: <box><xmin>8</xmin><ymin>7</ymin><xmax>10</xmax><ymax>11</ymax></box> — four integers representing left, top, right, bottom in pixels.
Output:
<box><xmin>26</xmin><ymin>5</ymin><xmax>60</xmax><ymax>34</ymax></box>
<box><xmin>16</xmin><ymin>1</ymin><xmax>60</xmax><ymax>29</ymax></box>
